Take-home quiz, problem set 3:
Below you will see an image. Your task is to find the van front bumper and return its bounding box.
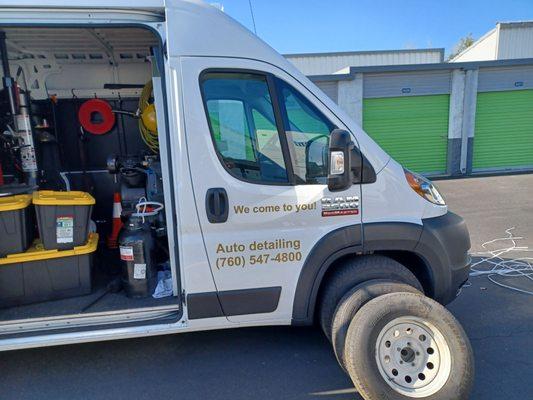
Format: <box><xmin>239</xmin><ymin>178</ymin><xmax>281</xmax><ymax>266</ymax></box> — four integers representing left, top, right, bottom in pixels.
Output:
<box><xmin>416</xmin><ymin>211</ymin><xmax>471</xmax><ymax>305</ymax></box>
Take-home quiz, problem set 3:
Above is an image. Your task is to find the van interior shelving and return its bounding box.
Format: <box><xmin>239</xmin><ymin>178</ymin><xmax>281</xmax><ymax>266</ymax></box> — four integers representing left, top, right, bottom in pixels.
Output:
<box><xmin>0</xmin><ymin>25</ymin><xmax>180</xmax><ymax>329</ymax></box>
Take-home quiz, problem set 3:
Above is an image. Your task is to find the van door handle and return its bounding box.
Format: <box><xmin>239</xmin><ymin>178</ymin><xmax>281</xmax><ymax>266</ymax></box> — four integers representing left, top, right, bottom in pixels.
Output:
<box><xmin>205</xmin><ymin>188</ymin><xmax>229</xmax><ymax>223</ymax></box>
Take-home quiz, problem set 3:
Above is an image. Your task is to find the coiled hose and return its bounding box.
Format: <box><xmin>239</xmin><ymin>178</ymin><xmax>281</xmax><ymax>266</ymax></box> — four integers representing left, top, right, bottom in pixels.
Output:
<box><xmin>138</xmin><ymin>80</ymin><xmax>159</xmax><ymax>153</ymax></box>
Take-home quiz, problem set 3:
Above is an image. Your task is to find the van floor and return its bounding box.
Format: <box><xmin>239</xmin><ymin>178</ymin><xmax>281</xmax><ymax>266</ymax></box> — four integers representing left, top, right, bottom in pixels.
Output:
<box><xmin>0</xmin><ymin>249</ymin><xmax>179</xmax><ymax>323</ymax></box>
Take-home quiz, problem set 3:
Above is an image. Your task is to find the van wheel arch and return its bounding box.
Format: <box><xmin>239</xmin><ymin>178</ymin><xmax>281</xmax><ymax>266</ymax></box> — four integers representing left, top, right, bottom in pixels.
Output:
<box><xmin>291</xmin><ymin>223</ymin><xmax>439</xmax><ymax>327</ymax></box>
<box><xmin>291</xmin><ymin>225</ymin><xmax>364</xmax><ymax>327</ymax></box>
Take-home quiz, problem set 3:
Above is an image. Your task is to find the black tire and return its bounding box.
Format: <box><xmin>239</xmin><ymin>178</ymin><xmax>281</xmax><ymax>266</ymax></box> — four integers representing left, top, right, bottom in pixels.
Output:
<box><xmin>332</xmin><ymin>280</ymin><xmax>421</xmax><ymax>372</ymax></box>
<box><xmin>344</xmin><ymin>292</ymin><xmax>474</xmax><ymax>400</ymax></box>
<box><xmin>319</xmin><ymin>255</ymin><xmax>423</xmax><ymax>341</ymax></box>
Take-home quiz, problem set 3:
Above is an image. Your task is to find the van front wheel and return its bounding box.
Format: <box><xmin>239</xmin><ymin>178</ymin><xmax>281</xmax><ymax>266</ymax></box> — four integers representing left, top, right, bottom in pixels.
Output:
<box><xmin>344</xmin><ymin>292</ymin><xmax>474</xmax><ymax>400</ymax></box>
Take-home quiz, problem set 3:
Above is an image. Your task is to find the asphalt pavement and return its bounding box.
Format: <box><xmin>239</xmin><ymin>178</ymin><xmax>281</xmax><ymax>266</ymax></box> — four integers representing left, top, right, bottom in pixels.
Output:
<box><xmin>1</xmin><ymin>174</ymin><xmax>532</xmax><ymax>400</ymax></box>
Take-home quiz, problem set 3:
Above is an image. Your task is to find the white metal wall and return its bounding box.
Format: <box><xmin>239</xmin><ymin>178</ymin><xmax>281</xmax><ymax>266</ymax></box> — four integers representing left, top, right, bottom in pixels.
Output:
<box><xmin>498</xmin><ymin>24</ymin><xmax>533</xmax><ymax>60</ymax></box>
<box><xmin>451</xmin><ymin>22</ymin><xmax>533</xmax><ymax>63</ymax></box>
<box><xmin>285</xmin><ymin>50</ymin><xmax>443</xmax><ymax>75</ymax></box>
<box><xmin>45</xmin><ymin>63</ymin><xmax>151</xmax><ymax>92</ymax></box>
<box><xmin>451</xmin><ymin>29</ymin><xmax>498</xmax><ymax>62</ymax></box>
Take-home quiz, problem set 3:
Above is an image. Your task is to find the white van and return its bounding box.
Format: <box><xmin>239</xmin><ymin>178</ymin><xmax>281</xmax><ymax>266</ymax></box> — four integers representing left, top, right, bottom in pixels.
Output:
<box><xmin>0</xmin><ymin>1</ymin><xmax>473</xmax><ymax>399</ymax></box>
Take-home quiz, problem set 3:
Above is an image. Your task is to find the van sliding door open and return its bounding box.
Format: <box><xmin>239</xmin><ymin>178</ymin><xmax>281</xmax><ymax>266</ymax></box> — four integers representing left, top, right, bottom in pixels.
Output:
<box><xmin>0</xmin><ymin>22</ymin><xmax>182</xmax><ymax>337</ymax></box>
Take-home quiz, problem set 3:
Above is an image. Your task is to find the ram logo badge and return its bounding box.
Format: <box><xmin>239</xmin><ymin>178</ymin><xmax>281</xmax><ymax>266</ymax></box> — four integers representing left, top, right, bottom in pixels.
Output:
<box><xmin>321</xmin><ymin>196</ymin><xmax>359</xmax><ymax>217</ymax></box>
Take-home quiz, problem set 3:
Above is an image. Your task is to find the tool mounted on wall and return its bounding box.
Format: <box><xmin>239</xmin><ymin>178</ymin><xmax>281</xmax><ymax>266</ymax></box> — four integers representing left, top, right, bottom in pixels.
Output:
<box><xmin>76</xmin><ymin>81</ymin><xmax>158</xmax><ymax>153</ymax></box>
<box><xmin>77</xmin><ymin>98</ymin><xmax>116</xmax><ymax>135</ymax></box>
<box><xmin>0</xmin><ymin>31</ymin><xmax>38</xmax><ymax>188</ymax></box>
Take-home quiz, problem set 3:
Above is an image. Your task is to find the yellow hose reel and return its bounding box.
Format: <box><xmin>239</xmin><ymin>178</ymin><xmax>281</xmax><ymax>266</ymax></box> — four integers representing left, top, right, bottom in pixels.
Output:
<box><xmin>138</xmin><ymin>80</ymin><xmax>159</xmax><ymax>153</ymax></box>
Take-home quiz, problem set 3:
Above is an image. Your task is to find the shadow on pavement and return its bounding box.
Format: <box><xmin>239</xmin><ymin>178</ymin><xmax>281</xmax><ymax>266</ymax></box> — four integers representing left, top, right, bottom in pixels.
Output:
<box><xmin>0</xmin><ymin>325</ymin><xmax>359</xmax><ymax>400</ymax></box>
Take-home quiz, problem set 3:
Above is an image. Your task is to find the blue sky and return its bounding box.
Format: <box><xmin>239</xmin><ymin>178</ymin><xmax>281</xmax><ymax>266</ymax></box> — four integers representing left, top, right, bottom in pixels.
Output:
<box><xmin>219</xmin><ymin>0</ymin><xmax>533</xmax><ymax>56</ymax></box>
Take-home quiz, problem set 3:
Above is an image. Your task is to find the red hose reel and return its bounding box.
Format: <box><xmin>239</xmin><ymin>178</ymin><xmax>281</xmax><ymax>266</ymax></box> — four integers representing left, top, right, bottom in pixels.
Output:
<box><xmin>78</xmin><ymin>98</ymin><xmax>116</xmax><ymax>135</ymax></box>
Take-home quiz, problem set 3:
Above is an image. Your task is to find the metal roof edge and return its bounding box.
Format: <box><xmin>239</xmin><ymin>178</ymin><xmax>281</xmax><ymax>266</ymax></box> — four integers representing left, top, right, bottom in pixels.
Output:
<box><xmin>307</xmin><ymin>57</ymin><xmax>533</xmax><ymax>81</ymax></box>
<box><xmin>498</xmin><ymin>21</ymin><xmax>533</xmax><ymax>28</ymax></box>
<box><xmin>308</xmin><ymin>73</ymin><xmax>352</xmax><ymax>82</ymax></box>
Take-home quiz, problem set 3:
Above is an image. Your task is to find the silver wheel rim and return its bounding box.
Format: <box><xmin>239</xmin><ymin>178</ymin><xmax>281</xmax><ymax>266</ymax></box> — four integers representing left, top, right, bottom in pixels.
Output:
<box><xmin>375</xmin><ymin>316</ymin><xmax>452</xmax><ymax>398</ymax></box>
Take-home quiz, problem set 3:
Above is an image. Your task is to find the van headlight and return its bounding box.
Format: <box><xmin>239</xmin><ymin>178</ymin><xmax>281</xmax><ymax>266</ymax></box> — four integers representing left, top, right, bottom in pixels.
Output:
<box><xmin>404</xmin><ymin>169</ymin><xmax>445</xmax><ymax>206</ymax></box>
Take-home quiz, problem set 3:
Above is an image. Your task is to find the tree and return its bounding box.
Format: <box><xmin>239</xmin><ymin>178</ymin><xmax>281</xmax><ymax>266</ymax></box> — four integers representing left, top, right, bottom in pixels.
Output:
<box><xmin>447</xmin><ymin>34</ymin><xmax>475</xmax><ymax>61</ymax></box>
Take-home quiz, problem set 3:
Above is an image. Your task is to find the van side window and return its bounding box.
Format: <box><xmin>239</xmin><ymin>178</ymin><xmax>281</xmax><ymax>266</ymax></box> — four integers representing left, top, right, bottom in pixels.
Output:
<box><xmin>201</xmin><ymin>72</ymin><xmax>289</xmax><ymax>183</ymax></box>
<box><xmin>277</xmin><ymin>80</ymin><xmax>335</xmax><ymax>184</ymax></box>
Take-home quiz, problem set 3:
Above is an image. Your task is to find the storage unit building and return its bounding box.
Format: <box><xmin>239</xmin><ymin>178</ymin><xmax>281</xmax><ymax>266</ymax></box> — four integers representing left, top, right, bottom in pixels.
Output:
<box><xmin>310</xmin><ymin>58</ymin><xmax>533</xmax><ymax>177</ymax></box>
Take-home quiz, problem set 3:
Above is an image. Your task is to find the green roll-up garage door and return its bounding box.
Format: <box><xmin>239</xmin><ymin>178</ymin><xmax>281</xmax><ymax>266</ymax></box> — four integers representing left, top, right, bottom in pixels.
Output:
<box><xmin>363</xmin><ymin>95</ymin><xmax>449</xmax><ymax>174</ymax></box>
<box><xmin>473</xmin><ymin>90</ymin><xmax>533</xmax><ymax>171</ymax></box>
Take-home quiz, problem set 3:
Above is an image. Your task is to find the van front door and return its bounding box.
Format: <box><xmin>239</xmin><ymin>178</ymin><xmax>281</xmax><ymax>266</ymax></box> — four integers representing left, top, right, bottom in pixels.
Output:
<box><xmin>181</xmin><ymin>57</ymin><xmax>362</xmax><ymax>323</ymax></box>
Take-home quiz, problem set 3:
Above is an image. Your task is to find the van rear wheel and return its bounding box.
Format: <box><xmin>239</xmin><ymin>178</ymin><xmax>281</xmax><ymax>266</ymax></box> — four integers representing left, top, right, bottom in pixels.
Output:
<box><xmin>344</xmin><ymin>292</ymin><xmax>474</xmax><ymax>400</ymax></box>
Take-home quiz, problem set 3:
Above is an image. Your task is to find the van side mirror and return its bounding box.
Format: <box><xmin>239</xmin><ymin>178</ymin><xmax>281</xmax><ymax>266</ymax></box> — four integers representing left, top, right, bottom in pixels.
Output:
<box><xmin>327</xmin><ymin>129</ymin><xmax>354</xmax><ymax>192</ymax></box>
